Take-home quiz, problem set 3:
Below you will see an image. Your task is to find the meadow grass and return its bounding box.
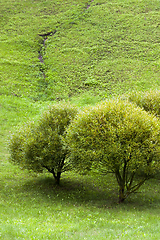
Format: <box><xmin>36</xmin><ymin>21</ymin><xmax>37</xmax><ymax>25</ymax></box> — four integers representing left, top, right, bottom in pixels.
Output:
<box><xmin>1</xmin><ymin>0</ymin><xmax>160</xmax><ymax>239</ymax></box>
<box><xmin>0</xmin><ymin>0</ymin><xmax>160</xmax><ymax>100</ymax></box>
<box><xmin>1</xmin><ymin>97</ymin><xmax>160</xmax><ymax>239</ymax></box>
<box><xmin>1</xmin><ymin>162</ymin><xmax>160</xmax><ymax>239</ymax></box>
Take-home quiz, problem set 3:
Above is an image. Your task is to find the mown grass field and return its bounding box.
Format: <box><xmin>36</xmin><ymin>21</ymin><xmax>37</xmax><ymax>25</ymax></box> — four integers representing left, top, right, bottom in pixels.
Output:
<box><xmin>0</xmin><ymin>0</ymin><xmax>160</xmax><ymax>239</ymax></box>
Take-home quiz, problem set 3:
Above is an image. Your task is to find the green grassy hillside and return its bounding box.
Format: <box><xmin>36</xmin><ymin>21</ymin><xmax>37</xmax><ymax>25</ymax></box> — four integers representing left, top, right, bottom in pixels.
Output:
<box><xmin>0</xmin><ymin>0</ymin><xmax>160</xmax><ymax>239</ymax></box>
<box><xmin>0</xmin><ymin>0</ymin><xmax>89</xmax><ymax>100</ymax></box>
<box><xmin>1</xmin><ymin>0</ymin><xmax>160</xmax><ymax>101</ymax></box>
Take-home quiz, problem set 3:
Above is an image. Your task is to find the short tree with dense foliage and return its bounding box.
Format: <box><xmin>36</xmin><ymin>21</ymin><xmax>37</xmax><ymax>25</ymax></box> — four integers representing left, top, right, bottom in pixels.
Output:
<box><xmin>9</xmin><ymin>103</ymin><xmax>77</xmax><ymax>184</ymax></box>
<box><xmin>66</xmin><ymin>100</ymin><xmax>160</xmax><ymax>202</ymax></box>
<box><xmin>127</xmin><ymin>89</ymin><xmax>160</xmax><ymax>118</ymax></box>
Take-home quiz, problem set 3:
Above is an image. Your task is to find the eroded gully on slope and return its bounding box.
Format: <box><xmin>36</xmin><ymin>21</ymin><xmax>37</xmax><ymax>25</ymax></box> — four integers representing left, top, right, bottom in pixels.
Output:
<box><xmin>37</xmin><ymin>0</ymin><xmax>94</xmax><ymax>79</ymax></box>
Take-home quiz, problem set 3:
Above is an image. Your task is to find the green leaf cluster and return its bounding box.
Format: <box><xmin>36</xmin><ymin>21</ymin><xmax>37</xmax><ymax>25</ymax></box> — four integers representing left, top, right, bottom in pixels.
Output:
<box><xmin>127</xmin><ymin>89</ymin><xmax>160</xmax><ymax>118</ymax></box>
<box><xmin>8</xmin><ymin>98</ymin><xmax>160</xmax><ymax>202</ymax></box>
<box><xmin>9</xmin><ymin>102</ymin><xmax>77</xmax><ymax>184</ymax></box>
<box><xmin>65</xmin><ymin>99</ymin><xmax>160</xmax><ymax>202</ymax></box>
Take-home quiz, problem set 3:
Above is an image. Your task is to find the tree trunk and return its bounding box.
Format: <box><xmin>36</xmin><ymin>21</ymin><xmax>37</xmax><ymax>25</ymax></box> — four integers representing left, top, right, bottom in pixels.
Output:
<box><xmin>55</xmin><ymin>172</ymin><xmax>61</xmax><ymax>185</ymax></box>
<box><xmin>119</xmin><ymin>187</ymin><xmax>125</xmax><ymax>203</ymax></box>
<box><xmin>52</xmin><ymin>171</ymin><xmax>61</xmax><ymax>185</ymax></box>
<box><xmin>115</xmin><ymin>169</ymin><xmax>126</xmax><ymax>203</ymax></box>
<box><xmin>43</xmin><ymin>165</ymin><xmax>62</xmax><ymax>185</ymax></box>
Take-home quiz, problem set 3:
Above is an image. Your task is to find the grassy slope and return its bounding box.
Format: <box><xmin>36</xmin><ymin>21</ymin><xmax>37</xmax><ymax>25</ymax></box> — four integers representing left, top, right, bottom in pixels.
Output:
<box><xmin>0</xmin><ymin>0</ymin><xmax>160</xmax><ymax>100</ymax></box>
<box><xmin>1</xmin><ymin>169</ymin><xmax>160</xmax><ymax>239</ymax></box>
<box><xmin>0</xmin><ymin>0</ymin><xmax>160</xmax><ymax>239</ymax></box>
<box><xmin>0</xmin><ymin>0</ymin><xmax>89</xmax><ymax>99</ymax></box>
<box><xmin>45</xmin><ymin>0</ymin><xmax>160</xmax><ymax>100</ymax></box>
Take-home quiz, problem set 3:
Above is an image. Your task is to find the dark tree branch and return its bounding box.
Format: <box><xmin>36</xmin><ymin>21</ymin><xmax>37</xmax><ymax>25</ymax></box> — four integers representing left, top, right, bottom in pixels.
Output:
<box><xmin>127</xmin><ymin>171</ymin><xmax>136</xmax><ymax>191</ymax></box>
<box><xmin>128</xmin><ymin>179</ymin><xmax>147</xmax><ymax>193</ymax></box>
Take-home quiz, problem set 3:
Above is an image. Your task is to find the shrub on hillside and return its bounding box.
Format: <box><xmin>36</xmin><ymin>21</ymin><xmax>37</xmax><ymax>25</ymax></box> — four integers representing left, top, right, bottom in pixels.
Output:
<box><xmin>65</xmin><ymin>100</ymin><xmax>160</xmax><ymax>202</ymax></box>
<box><xmin>127</xmin><ymin>89</ymin><xmax>160</xmax><ymax>118</ymax></box>
<box><xmin>9</xmin><ymin>103</ymin><xmax>77</xmax><ymax>184</ymax></box>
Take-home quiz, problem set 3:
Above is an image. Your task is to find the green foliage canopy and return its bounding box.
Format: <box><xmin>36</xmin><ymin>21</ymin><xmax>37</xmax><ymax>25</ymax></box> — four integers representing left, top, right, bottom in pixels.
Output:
<box><xmin>127</xmin><ymin>89</ymin><xmax>160</xmax><ymax>118</ymax></box>
<box><xmin>9</xmin><ymin>102</ymin><xmax>77</xmax><ymax>184</ymax></box>
<box><xmin>66</xmin><ymin>100</ymin><xmax>160</xmax><ymax>202</ymax></box>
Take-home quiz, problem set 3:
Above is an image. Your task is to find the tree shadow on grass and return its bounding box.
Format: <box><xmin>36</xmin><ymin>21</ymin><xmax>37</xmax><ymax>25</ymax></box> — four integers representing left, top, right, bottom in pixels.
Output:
<box><xmin>12</xmin><ymin>172</ymin><xmax>160</xmax><ymax>211</ymax></box>
<box><xmin>18</xmin><ymin>173</ymin><xmax>119</xmax><ymax>208</ymax></box>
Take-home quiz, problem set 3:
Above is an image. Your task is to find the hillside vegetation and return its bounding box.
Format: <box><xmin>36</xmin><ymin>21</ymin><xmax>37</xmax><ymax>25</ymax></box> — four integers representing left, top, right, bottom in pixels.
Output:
<box><xmin>1</xmin><ymin>0</ymin><xmax>160</xmax><ymax>101</ymax></box>
<box><xmin>0</xmin><ymin>0</ymin><xmax>160</xmax><ymax>239</ymax></box>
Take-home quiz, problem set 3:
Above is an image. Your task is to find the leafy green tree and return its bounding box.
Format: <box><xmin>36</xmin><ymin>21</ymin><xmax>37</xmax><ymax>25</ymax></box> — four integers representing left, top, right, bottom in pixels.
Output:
<box><xmin>127</xmin><ymin>89</ymin><xmax>160</xmax><ymax>118</ymax></box>
<box><xmin>9</xmin><ymin>103</ymin><xmax>77</xmax><ymax>184</ymax></box>
<box><xmin>66</xmin><ymin>100</ymin><xmax>160</xmax><ymax>202</ymax></box>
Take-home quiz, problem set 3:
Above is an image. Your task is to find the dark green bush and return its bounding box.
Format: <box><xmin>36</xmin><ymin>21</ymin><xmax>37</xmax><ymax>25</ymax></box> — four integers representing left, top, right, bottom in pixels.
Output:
<box><xmin>9</xmin><ymin>102</ymin><xmax>78</xmax><ymax>184</ymax></box>
<box><xmin>127</xmin><ymin>89</ymin><xmax>160</xmax><ymax>118</ymax></box>
<box><xmin>66</xmin><ymin>99</ymin><xmax>160</xmax><ymax>202</ymax></box>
